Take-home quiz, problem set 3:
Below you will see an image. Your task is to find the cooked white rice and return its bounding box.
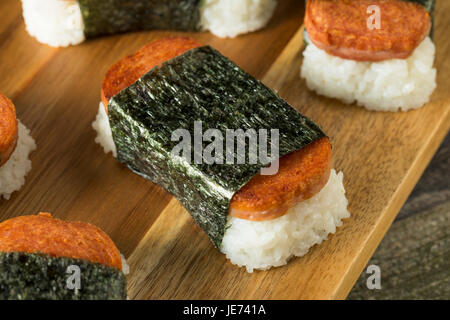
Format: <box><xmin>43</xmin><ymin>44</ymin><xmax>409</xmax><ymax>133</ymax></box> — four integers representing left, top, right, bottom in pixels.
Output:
<box><xmin>21</xmin><ymin>0</ymin><xmax>276</xmax><ymax>47</ymax></box>
<box><xmin>21</xmin><ymin>0</ymin><xmax>85</xmax><ymax>47</ymax></box>
<box><xmin>201</xmin><ymin>0</ymin><xmax>277</xmax><ymax>38</ymax></box>
<box><xmin>301</xmin><ymin>36</ymin><xmax>437</xmax><ymax>112</ymax></box>
<box><xmin>92</xmin><ymin>102</ymin><xmax>117</xmax><ymax>157</ymax></box>
<box><xmin>221</xmin><ymin>169</ymin><xmax>350</xmax><ymax>273</ymax></box>
<box><xmin>0</xmin><ymin>121</ymin><xmax>36</xmax><ymax>200</ymax></box>
<box><xmin>120</xmin><ymin>253</ymin><xmax>130</xmax><ymax>276</ymax></box>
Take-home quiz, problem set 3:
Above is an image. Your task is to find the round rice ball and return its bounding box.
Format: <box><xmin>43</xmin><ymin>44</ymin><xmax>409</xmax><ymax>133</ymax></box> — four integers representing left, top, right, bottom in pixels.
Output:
<box><xmin>0</xmin><ymin>121</ymin><xmax>36</xmax><ymax>200</ymax></box>
<box><xmin>21</xmin><ymin>0</ymin><xmax>85</xmax><ymax>47</ymax></box>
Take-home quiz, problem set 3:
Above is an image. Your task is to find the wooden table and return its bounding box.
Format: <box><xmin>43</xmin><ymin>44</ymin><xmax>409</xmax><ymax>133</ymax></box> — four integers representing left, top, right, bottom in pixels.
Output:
<box><xmin>0</xmin><ymin>0</ymin><xmax>448</xmax><ymax>299</ymax></box>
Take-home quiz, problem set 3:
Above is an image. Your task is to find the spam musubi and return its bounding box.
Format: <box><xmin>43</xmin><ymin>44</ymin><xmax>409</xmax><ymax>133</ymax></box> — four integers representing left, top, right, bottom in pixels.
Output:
<box><xmin>21</xmin><ymin>0</ymin><xmax>278</xmax><ymax>47</ymax></box>
<box><xmin>0</xmin><ymin>213</ymin><xmax>128</xmax><ymax>300</ymax></box>
<box><xmin>301</xmin><ymin>0</ymin><xmax>437</xmax><ymax>111</ymax></box>
<box><xmin>0</xmin><ymin>93</ymin><xmax>36</xmax><ymax>199</ymax></box>
<box><xmin>93</xmin><ymin>37</ymin><xmax>350</xmax><ymax>272</ymax></box>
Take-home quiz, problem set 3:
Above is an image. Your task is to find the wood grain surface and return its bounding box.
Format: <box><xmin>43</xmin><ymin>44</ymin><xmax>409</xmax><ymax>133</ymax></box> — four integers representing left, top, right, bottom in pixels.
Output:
<box><xmin>0</xmin><ymin>0</ymin><xmax>449</xmax><ymax>300</ymax></box>
<box><xmin>349</xmin><ymin>134</ymin><xmax>449</xmax><ymax>299</ymax></box>
<box><xmin>349</xmin><ymin>202</ymin><xmax>450</xmax><ymax>300</ymax></box>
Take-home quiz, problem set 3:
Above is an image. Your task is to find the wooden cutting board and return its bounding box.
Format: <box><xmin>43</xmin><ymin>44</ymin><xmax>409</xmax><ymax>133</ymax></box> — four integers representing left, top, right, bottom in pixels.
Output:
<box><xmin>0</xmin><ymin>0</ymin><xmax>448</xmax><ymax>300</ymax></box>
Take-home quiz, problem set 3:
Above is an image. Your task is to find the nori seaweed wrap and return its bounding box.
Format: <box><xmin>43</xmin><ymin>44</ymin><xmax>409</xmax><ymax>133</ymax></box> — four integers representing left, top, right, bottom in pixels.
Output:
<box><xmin>78</xmin><ymin>0</ymin><xmax>202</xmax><ymax>38</ymax></box>
<box><xmin>0</xmin><ymin>252</ymin><xmax>126</xmax><ymax>300</ymax></box>
<box><xmin>107</xmin><ymin>45</ymin><xmax>326</xmax><ymax>248</ymax></box>
<box><xmin>0</xmin><ymin>213</ymin><xmax>127</xmax><ymax>300</ymax></box>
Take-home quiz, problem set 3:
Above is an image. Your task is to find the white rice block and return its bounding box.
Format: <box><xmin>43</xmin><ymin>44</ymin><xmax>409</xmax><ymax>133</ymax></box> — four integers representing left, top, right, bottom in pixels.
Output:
<box><xmin>201</xmin><ymin>0</ymin><xmax>277</xmax><ymax>38</ymax></box>
<box><xmin>221</xmin><ymin>169</ymin><xmax>350</xmax><ymax>273</ymax></box>
<box><xmin>92</xmin><ymin>102</ymin><xmax>117</xmax><ymax>158</ymax></box>
<box><xmin>21</xmin><ymin>0</ymin><xmax>85</xmax><ymax>47</ymax></box>
<box><xmin>301</xmin><ymin>37</ymin><xmax>437</xmax><ymax>112</ymax></box>
<box><xmin>0</xmin><ymin>121</ymin><xmax>36</xmax><ymax>200</ymax></box>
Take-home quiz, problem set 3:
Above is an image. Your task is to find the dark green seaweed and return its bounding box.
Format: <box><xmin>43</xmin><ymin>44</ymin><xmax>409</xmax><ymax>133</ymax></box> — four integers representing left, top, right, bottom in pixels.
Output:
<box><xmin>0</xmin><ymin>252</ymin><xmax>127</xmax><ymax>300</ymax></box>
<box><xmin>78</xmin><ymin>0</ymin><xmax>202</xmax><ymax>38</ymax></box>
<box><xmin>109</xmin><ymin>46</ymin><xmax>326</xmax><ymax>248</ymax></box>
